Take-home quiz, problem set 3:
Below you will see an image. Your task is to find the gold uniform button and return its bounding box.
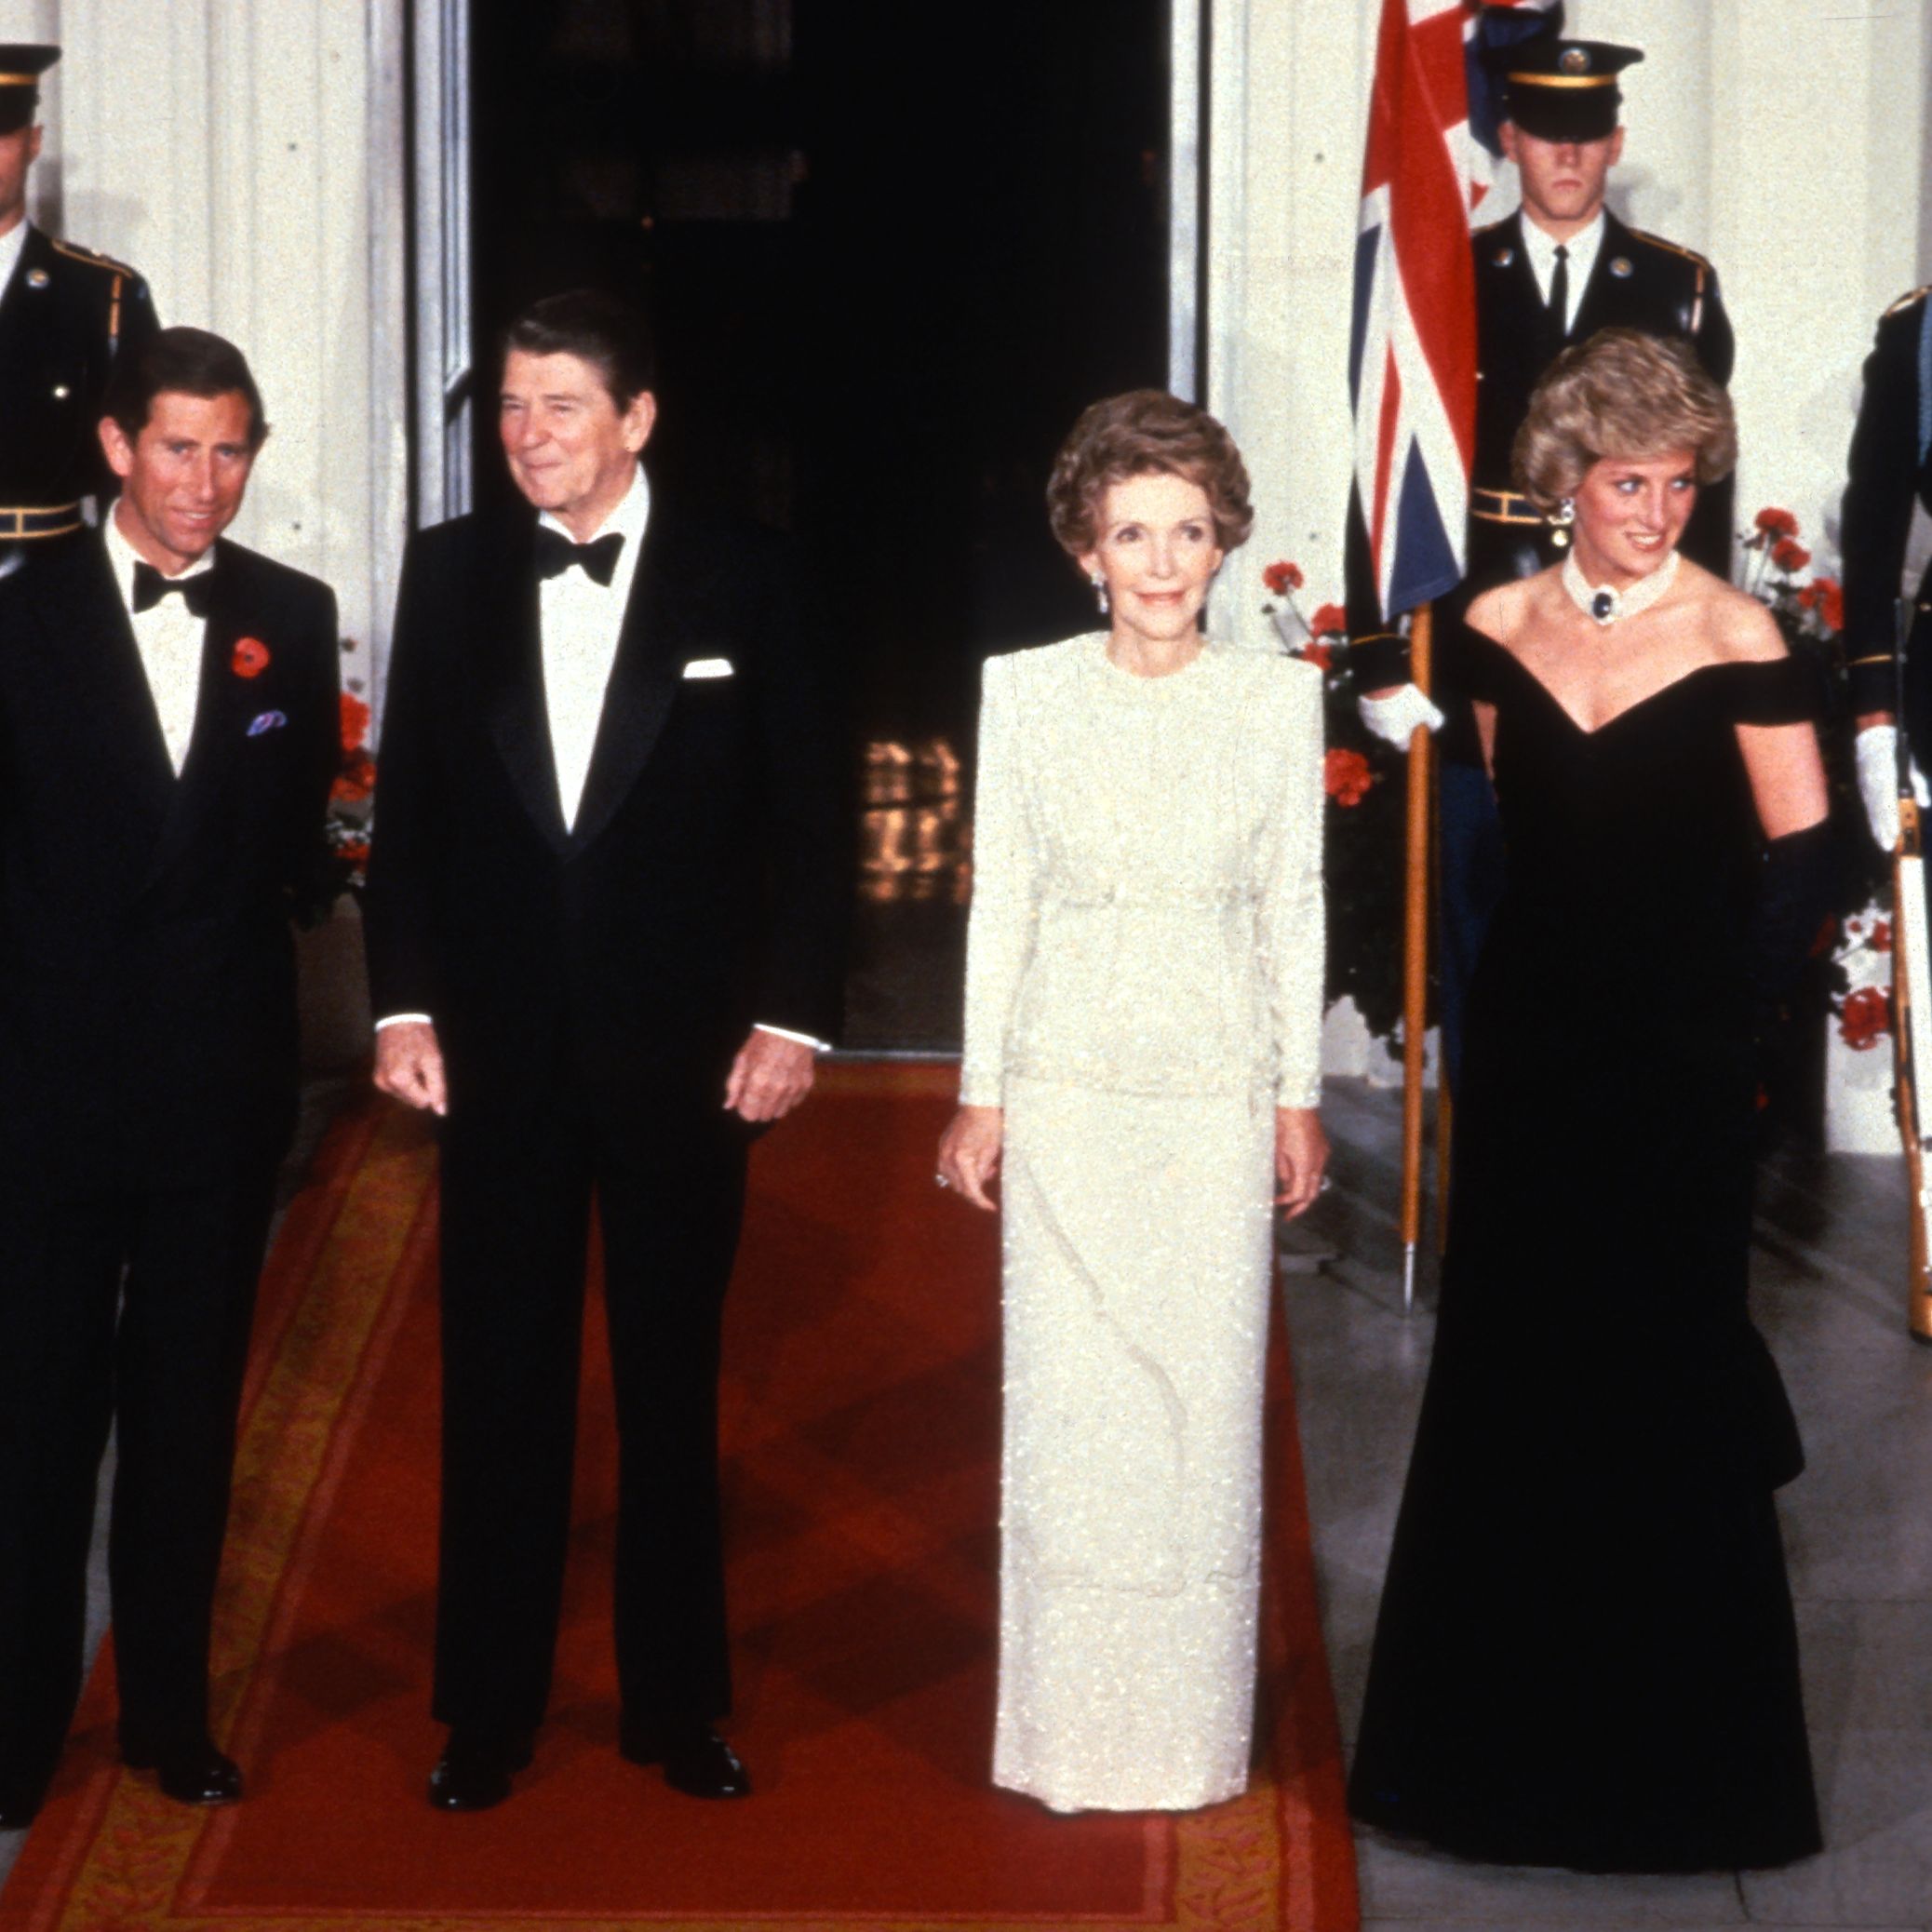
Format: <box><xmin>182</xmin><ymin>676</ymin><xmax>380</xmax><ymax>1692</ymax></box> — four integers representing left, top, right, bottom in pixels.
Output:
<box><xmin>51</xmin><ymin>383</ymin><xmax>70</xmax><ymax>399</ymax></box>
<box><xmin>25</xmin><ymin>267</ymin><xmax>47</xmax><ymax>288</ymax></box>
<box><xmin>1609</xmin><ymin>257</ymin><xmax>1633</xmax><ymax>278</ymax></box>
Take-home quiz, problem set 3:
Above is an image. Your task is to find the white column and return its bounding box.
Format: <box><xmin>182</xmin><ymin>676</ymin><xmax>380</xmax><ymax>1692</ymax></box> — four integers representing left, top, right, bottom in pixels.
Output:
<box><xmin>34</xmin><ymin>0</ymin><xmax>409</xmax><ymax>674</ymax></box>
<box><xmin>1697</xmin><ymin>0</ymin><xmax>1928</xmax><ymax>569</ymax></box>
<box><xmin>1201</xmin><ymin>0</ymin><xmax>1375</xmax><ymax>649</ymax></box>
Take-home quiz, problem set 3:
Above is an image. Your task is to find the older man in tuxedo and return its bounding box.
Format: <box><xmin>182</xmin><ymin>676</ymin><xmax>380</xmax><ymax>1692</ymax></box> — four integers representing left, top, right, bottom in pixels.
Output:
<box><xmin>364</xmin><ymin>288</ymin><xmax>843</xmax><ymax>1812</ymax></box>
<box><xmin>0</xmin><ymin>328</ymin><xmax>340</xmax><ymax>1826</ymax></box>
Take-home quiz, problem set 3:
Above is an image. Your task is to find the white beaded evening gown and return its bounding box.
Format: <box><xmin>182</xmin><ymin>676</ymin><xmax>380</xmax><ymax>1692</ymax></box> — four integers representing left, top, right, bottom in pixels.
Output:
<box><xmin>959</xmin><ymin>632</ymin><xmax>1325</xmax><ymax>1813</ymax></box>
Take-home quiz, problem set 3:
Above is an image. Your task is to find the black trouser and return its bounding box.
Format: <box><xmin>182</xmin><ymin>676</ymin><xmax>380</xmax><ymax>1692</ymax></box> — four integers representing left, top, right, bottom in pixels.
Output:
<box><xmin>0</xmin><ymin>1166</ymin><xmax>278</xmax><ymax>1785</ymax></box>
<box><xmin>431</xmin><ymin>1093</ymin><xmax>748</xmax><ymax>1740</ymax></box>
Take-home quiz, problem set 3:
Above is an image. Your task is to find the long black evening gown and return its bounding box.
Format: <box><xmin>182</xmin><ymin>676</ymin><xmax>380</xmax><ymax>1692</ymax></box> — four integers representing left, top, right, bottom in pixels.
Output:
<box><xmin>1348</xmin><ymin>628</ymin><xmax>1824</xmax><ymax>1872</ymax></box>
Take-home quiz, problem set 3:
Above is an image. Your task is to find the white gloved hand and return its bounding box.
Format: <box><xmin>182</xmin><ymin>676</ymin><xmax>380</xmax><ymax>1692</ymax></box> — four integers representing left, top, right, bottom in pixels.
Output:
<box><xmin>1855</xmin><ymin>723</ymin><xmax>1930</xmax><ymax>852</ymax></box>
<box><xmin>1358</xmin><ymin>683</ymin><xmax>1447</xmax><ymax>749</ymax></box>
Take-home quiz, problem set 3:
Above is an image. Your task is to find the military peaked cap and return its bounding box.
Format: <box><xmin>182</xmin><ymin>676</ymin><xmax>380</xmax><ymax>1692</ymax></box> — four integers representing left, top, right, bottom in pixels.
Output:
<box><xmin>0</xmin><ymin>44</ymin><xmax>58</xmax><ymax>136</ymax></box>
<box><xmin>1483</xmin><ymin>34</ymin><xmax>1642</xmax><ymax>143</ymax></box>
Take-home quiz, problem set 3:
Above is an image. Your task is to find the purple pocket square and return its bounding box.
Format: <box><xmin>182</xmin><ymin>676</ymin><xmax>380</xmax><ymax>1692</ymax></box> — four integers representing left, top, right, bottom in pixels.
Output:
<box><xmin>247</xmin><ymin>710</ymin><xmax>288</xmax><ymax>737</ymax></box>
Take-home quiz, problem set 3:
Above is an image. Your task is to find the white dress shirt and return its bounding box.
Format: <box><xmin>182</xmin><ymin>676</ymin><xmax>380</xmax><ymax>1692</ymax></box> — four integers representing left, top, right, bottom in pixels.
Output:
<box><xmin>538</xmin><ymin>466</ymin><xmax>651</xmax><ymax>831</ymax></box>
<box><xmin>1519</xmin><ymin>209</ymin><xmax>1604</xmax><ymax>338</ymax></box>
<box><xmin>104</xmin><ymin>512</ymin><xmax>210</xmax><ymax>776</ymax></box>
<box><xmin>0</xmin><ymin>219</ymin><xmax>26</xmax><ymax>302</ymax></box>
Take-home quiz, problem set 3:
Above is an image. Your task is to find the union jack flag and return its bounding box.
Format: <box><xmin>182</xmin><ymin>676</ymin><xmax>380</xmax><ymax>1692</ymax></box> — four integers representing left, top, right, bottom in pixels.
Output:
<box><xmin>1350</xmin><ymin>0</ymin><xmax>1558</xmax><ymax>624</ymax></box>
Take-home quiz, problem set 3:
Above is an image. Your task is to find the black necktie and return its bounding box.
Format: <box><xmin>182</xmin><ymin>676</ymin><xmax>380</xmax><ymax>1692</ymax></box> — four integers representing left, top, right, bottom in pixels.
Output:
<box><xmin>534</xmin><ymin>528</ymin><xmax>624</xmax><ymax>587</ymax></box>
<box><xmin>130</xmin><ymin>560</ymin><xmax>215</xmax><ymax>619</ymax></box>
<box><xmin>1548</xmin><ymin>243</ymin><xmax>1570</xmax><ymax>339</ymax></box>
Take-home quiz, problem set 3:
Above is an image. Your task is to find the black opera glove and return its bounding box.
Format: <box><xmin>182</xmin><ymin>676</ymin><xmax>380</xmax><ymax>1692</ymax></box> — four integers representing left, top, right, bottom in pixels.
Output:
<box><xmin>1749</xmin><ymin>820</ymin><xmax>1839</xmax><ymax>1027</ymax></box>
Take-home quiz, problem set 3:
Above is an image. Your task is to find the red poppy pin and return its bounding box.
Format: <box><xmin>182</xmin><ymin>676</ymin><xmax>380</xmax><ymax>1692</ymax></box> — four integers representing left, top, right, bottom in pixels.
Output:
<box><xmin>232</xmin><ymin>637</ymin><xmax>270</xmax><ymax>678</ymax></box>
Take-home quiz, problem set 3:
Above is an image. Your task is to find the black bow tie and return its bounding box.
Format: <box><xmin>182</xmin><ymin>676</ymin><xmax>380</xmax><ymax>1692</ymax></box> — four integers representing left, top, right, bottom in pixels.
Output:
<box><xmin>131</xmin><ymin>560</ymin><xmax>215</xmax><ymax>619</ymax></box>
<box><xmin>534</xmin><ymin>528</ymin><xmax>624</xmax><ymax>587</ymax></box>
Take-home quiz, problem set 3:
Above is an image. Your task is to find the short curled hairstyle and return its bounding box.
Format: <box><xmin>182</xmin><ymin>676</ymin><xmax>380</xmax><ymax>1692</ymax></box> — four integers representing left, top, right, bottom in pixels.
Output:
<box><xmin>1513</xmin><ymin>328</ymin><xmax>1736</xmax><ymax>511</ymax></box>
<box><xmin>1046</xmin><ymin>389</ymin><xmax>1254</xmax><ymax>557</ymax></box>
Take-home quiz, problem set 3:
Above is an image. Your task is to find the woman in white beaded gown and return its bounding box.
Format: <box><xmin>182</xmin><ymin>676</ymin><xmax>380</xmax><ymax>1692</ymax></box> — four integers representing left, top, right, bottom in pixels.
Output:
<box><xmin>936</xmin><ymin>391</ymin><xmax>1328</xmax><ymax>1814</ymax></box>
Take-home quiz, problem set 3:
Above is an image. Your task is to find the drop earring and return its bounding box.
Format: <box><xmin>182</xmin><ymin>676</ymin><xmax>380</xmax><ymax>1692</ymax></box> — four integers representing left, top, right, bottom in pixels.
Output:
<box><xmin>1091</xmin><ymin>571</ymin><xmax>1109</xmax><ymax>616</ymax></box>
<box><xmin>1550</xmin><ymin>496</ymin><xmax>1576</xmax><ymax>550</ymax></box>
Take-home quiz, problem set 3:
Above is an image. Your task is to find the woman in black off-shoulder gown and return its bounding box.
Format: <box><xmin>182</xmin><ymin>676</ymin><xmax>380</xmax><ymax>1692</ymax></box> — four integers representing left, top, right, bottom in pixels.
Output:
<box><xmin>1349</xmin><ymin>331</ymin><xmax>1829</xmax><ymax>1872</ymax></box>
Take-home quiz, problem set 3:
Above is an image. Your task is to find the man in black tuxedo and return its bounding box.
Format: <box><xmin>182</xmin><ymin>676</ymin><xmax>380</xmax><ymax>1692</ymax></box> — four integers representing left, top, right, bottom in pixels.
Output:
<box><xmin>0</xmin><ymin>328</ymin><xmax>340</xmax><ymax>1827</ymax></box>
<box><xmin>363</xmin><ymin>289</ymin><xmax>843</xmax><ymax>1812</ymax></box>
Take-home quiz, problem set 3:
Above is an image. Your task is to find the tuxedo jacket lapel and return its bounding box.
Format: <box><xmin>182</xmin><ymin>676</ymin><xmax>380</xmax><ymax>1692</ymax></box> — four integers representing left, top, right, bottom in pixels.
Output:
<box><xmin>568</xmin><ymin>516</ymin><xmax>694</xmax><ymax>852</ymax></box>
<box><xmin>484</xmin><ymin>517</ymin><xmax>573</xmax><ymax>856</ymax></box>
<box><xmin>60</xmin><ymin>548</ymin><xmax>175</xmax><ymax>842</ymax></box>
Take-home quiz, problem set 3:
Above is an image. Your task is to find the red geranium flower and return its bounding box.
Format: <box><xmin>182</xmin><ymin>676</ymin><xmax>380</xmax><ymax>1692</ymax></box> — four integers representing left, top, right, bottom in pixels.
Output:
<box><xmin>1323</xmin><ymin>745</ymin><xmax>1375</xmax><ymax>807</ymax></box>
<box><xmin>1771</xmin><ymin>538</ymin><xmax>1811</xmax><ymax>572</ymax></box>
<box><xmin>1263</xmin><ymin>559</ymin><xmax>1304</xmax><ymax>597</ymax></box>
<box><xmin>1301</xmin><ymin>640</ymin><xmax>1335</xmax><ymax>672</ymax></box>
<box><xmin>1872</xmin><ymin>919</ymin><xmax>1894</xmax><ymax>954</ymax></box>
<box><xmin>1840</xmin><ymin>985</ymin><xmax>1891</xmax><ymax>1051</ymax></box>
<box><xmin>1798</xmin><ymin>574</ymin><xmax>1845</xmax><ymax>632</ymax></box>
<box><xmin>232</xmin><ymin>637</ymin><xmax>270</xmax><ymax>678</ymax></box>
<box><xmin>330</xmin><ymin>752</ymin><xmax>375</xmax><ymax>805</ymax></box>
<box><xmin>1308</xmin><ymin>601</ymin><xmax>1348</xmax><ymax>638</ymax></box>
<box><xmin>1753</xmin><ymin>507</ymin><xmax>1799</xmax><ymax>541</ymax></box>
<box><xmin>340</xmin><ymin>691</ymin><xmax>371</xmax><ymax>753</ymax></box>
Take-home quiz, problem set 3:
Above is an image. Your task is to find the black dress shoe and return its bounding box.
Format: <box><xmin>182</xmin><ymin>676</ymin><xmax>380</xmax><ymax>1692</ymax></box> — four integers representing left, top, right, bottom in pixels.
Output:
<box><xmin>619</xmin><ymin>1720</ymin><xmax>752</xmax><ymax>1799</ymax></box>
<box><xmin>122</xmin><ymin>1741</ymin><xmax>244</xmax><ymax>1806</ymax></box>
<box><xmin>427</xmin><ymin>1729</ymin><xmax>534</xmax><ymax>1812</ymax></box>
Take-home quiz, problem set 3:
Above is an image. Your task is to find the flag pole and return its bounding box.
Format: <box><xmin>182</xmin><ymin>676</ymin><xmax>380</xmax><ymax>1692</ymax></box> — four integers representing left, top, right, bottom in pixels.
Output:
<box><xmin>1401</xmin><ymin>602</ymin><xmax>1434</xmax><ymax>1311</ymax></box>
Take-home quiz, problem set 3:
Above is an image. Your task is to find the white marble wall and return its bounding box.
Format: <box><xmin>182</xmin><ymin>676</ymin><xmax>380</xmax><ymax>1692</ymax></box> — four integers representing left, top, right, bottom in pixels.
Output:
<box><xmin>2</xmin><ymin>0</ymin><xmax>409</xmax><ymax>674</ymax></box>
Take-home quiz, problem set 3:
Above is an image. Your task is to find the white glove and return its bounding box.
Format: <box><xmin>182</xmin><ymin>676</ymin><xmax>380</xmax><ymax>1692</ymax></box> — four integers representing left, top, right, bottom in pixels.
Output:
<box><xmin>1855</xmin><ymin>723</ymin><xmax>1930</xmax><ymax>852</ymax></box>
<box><xmin>1358</xmin><ymin>683</ymin><xmax>1446</xmax><ymax>749</ymax></box>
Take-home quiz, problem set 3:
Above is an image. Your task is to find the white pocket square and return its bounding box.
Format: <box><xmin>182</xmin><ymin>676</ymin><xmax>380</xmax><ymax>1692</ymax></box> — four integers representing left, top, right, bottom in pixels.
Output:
<box><xmin>682</xmin><ymin>657</ymin><xmax>734</xmax><ymax>679</ymax></box>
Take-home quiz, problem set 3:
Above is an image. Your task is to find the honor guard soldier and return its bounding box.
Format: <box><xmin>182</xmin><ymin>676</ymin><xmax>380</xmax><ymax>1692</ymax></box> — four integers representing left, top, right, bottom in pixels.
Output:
<box><xmin>1842</xmin><ymin>286</ymin><xmax>1932</xmax><ymax>854</ymax></box>
<box><xmin>1346</xmin><ymin>21</ymin><xmax>1736</xmax><ymax>1084</ymax></box>
<box><xmin>0</xmin><ymin>44</ymin><xmax>158</xmax><ymax>568</ymax></box>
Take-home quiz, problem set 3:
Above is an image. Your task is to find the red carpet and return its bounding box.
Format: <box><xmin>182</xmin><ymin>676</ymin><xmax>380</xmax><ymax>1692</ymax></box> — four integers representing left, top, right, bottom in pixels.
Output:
<box><xmin>0</xmin><ymin>1063</ymin><xmax>1358</xmax><ymax>1931</ymax></box>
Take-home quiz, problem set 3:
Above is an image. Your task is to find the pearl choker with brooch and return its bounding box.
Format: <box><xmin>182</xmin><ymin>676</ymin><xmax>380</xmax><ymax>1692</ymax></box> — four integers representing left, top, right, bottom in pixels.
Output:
<box><xmin>1562</xmin><ymin>548</ymin><xmax>1679</xmax><ymax>628</ymax></box>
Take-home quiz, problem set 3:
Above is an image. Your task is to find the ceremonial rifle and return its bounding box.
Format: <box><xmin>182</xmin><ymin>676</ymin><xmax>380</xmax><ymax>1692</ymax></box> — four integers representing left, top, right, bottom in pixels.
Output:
<box><xmin>1889</xmin><ymin>597</ymin><xmax>1932</xmax><ymax>1343</ymax></box>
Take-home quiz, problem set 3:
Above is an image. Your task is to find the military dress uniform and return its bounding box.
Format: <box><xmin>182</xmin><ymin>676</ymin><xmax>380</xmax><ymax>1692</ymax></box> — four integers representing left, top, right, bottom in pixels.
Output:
<box><xmin>1842</xmin><ymin>286</ymin><xmax>1932</xmax><ymax>764</ymax></box>
<box><xmin>0</xmin><ymin>224</ymin><xmax>158</xmax><ymax>545</ymax></box>
<box><xmin>0</xmin><ymin>43</ymin><xmax>158</xmax><ymax>561</ymax></box>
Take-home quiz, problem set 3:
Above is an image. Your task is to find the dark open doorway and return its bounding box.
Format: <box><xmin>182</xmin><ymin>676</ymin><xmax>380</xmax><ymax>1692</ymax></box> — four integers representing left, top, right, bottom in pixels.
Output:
<box><xmin>469</xmin><ymin>0</ymin><xmax>1173</xmax><ymax>1049</ymax></box>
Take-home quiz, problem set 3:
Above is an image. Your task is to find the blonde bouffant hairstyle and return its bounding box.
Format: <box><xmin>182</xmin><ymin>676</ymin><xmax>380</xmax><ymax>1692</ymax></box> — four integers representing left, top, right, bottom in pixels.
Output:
<box><xmin>1513</xmin><ymin>328</ymin><xmax>1737</xmax><ymax>512</ymax></box>
<box><xmin>1046</xmin><ymin>389</ymin><xmax>1254</xmax><ymax>558</ymax></box>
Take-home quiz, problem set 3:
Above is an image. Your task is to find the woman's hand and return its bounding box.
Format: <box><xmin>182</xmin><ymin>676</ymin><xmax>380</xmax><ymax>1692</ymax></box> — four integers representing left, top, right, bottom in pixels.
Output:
<box><xmin>1275</xmin><ymin>1107</ymin><xmax>1328</xmax><ymax>1218</ymax></box>
<box><xmin>938</xmin><ymin>1105</ymin><xmax>1004</xmax><ymax>1212</ymax></box>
